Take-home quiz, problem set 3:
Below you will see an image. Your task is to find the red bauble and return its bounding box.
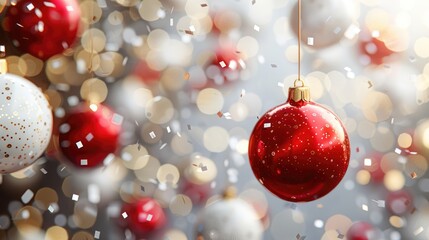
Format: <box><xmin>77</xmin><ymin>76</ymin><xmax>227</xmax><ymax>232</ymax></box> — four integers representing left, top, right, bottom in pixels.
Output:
<box><xmin>360</xmin><ymin>37</ymin><xmax>393</xmax><ymax>65</ymax></box>
<box><xmin>387</xmin><ymin>190</ymin><xmax>414</xmax><ymax>216</ymax></box>
<box><xmin>4</xmin><ymin>0</ymin><xmax>80</xmax><ymax>60</ymax></box>
<box><xmin>201</xmin><ymin>45</ymin><xmax>241</xmax><ymax>88</ymax></box>
<box><xmin>59</xmin><ymin>104</ymin><xmax>121</xmax><ymax>168</ymax></box>
<box><xmin>346</xmin><ymin>221</ymin><xmax>374</xmax><ymax>240</ymax></box>
<box><xmin>248</xmin><ymin>86</ymin><xmax>350</xmax><ymax>202</ymax></box>
<box><xmin>121</xmin><ymin>198</ymin><xmax>166</xmax><ymax>235</ymax></box>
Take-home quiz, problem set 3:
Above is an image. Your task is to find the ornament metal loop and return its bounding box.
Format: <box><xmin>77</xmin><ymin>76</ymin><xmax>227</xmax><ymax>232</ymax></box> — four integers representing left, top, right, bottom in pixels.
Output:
<box><xmin>293</xmin><ymin>78</ymin><xmax>306</xmax><ymax>87</ymax></box>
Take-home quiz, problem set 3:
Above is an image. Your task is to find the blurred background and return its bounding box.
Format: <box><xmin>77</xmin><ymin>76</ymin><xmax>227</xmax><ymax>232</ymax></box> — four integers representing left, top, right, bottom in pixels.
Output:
<box><xmin>1</xmin><ymin>0</ymin><xmax>429</xmax><ymax>239</ymax></box>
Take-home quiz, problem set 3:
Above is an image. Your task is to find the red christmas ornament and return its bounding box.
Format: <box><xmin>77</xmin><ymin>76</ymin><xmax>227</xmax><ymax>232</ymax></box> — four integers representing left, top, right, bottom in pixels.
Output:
<box><xmin>386</xmin><ymin>190</ymin><xmax>414</xmax><ymax>216</ymax></box>
<box><xmin>121</xmin><ymin>198</ymin><xmax>166</xmax><ymax>235</ymax></box>
<box><xmin>199</xmin><ymin>45</ymin><xmax>241</xmax><ymax>88</ymax></box>
<box><xmin>59</xmin><ymin>104</ymin><xmax>121</xmax><ymax>168</ymax></box>
<box><xmin>360</xmin><ymin>36</ymin><xmax>393</xmax><ymax>65</ymax></box>
<box><xmin>248</xmin><ymin>81</ymin><xmax>350</xmax><ymax>202</ymax></box>
<box><xmin>3</xmin><ymin>0</ymin><xmax>80</xmax><ymax>60</ymax></box>
<box><xmin>346</xmin><ymin>221</ymin><xmax>375</xmax><ymax>240</ymax></box>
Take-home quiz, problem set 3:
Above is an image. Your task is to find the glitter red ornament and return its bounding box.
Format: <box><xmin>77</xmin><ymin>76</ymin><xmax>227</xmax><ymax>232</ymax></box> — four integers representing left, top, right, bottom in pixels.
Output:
<box><xmin>3</xmin><ymin>0</ymin><xmax>80</xmax><ymax>60</ymax></box>
<box><xmin>59</xmin><ymin>104</ymin><xmax>121</xmax><ymax>168</ymax></box>
<box><xmin>120</xmin><ymin>198</ymin><xmax>166</xmax><ymax>235</ymax></box>
<box><xmin>248</xmin><ymin>81</ymin><xmax>350</xmax><ymax>202</ymax></box>
<box><xmin>346</xmin><ymin>221</ymin><xmax>375</xmax><ymax>240</ymax></box>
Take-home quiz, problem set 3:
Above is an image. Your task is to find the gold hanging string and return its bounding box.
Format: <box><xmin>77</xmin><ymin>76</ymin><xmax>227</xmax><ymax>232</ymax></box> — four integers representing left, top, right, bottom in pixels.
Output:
<box><xmin>294</xmin><ymin>0</ymin><xmax>305</xmax><ymax>87</ymax></box>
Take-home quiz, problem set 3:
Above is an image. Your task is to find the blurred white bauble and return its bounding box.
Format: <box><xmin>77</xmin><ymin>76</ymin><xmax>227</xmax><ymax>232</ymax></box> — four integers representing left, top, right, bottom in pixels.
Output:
<box><xmin>196</xmin><ymin>197</ymin><xmax>263</xmax><ymax>240</ymax></box>
<box><xmin>290</xmin><ymin>0</ymin><xmax>353</xmax><ymax>49</ymax></box>
<box><xmin>0</xmin><ymin>73</ymin><xmax>52</xmax><ymax>174</ymax></box>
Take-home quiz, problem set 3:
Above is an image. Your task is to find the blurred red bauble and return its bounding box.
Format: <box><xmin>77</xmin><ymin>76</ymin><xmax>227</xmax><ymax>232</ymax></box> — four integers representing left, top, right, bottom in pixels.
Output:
<box><xmin>132</xmin><ymin>60</ymin><xmax>161</xmax><ymax>85</ymax></box>
<box><xmin>360</xmin><ymin>37</ymin><xmax>393</xmax><ymax>65</ymax></box>
<box><xmin>181</xmin><ymin>181</ymin><xmax>211</xmax><ymax>205</ymax></box>
<box><xmin>387</xmin><ymin>190</ymin><xmax>414</xmax><ymax>216</ymax></box>
<box><xmin>3</xmin><ymin>0</ymin><xmax>80</xmax><ymax>60</ymax></box>
<box><xmin>248</xmin><ymin>84</ymin><xmax>350</xmax><ymax>202</ymax></box>
<box><xmin>59</xmin><ymin>104</ymin><xmax>121</xmax><ymax>168</ymax></box>
<box><xmin>347</xmin><ymin>221</ymin><xmax>375</xmax><ymax>240</ymax></box>
<box><xmin>121</xmin><ymin>198</ymin><xmax>166</xmax><ymax>235</ymax></box>
<box><xmin>203</xmin><ymin>45</ymin><xmax>242</xmax><ymax>87</ymax></box>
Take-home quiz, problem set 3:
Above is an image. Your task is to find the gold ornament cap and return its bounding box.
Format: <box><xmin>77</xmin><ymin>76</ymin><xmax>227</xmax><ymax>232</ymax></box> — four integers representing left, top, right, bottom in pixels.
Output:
<box><xmin>288</xmin><ymin>79</ymin><xmax>310</xmax><ymax>103</ymax></box>
<box><xmin>222</xmin><ymin>186</ymin><xmax>237</xmax><ymax>200</ymax></box>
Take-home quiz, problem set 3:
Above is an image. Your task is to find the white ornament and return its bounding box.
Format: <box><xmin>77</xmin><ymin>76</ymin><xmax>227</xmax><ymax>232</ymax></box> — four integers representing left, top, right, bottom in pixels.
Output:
<box><xmin>196</xmin><ymin>198</ymin><xmax>263</xmax><ymax>240</ymax></box>
<box><xmin>0</xmin><ymin>73</ymin><xmax>53</xmax><ymax>174</ymax></box>
<box><xmin>290</xmin><ymin>0</ymin><xmax>353</xmax><ymax>49</ymax></box>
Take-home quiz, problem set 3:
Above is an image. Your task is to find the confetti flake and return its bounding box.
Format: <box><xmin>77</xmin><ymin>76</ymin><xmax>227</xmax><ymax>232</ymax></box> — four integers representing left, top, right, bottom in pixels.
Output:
<box><xmin>76</xmin><ymin>141</ymin><xmax>83</xmax><ymax>149</ymax></box>
<box><xmin>85</xmin><ymin>133</ymin><xmax>94</xmax><ymax>141</ymax></box>
<box><xmin>238</xmin><ymin>59</ymin><xmax>246</xmax><ymax>69</ymax></box>
<box><xmin>112</xmin><ymin>113</ymin><xmax>124</xmax><ymax>125</ymax></box>
<box><xmin>344</xmin><ymin>24</ymin><xmax>361</xmax><ymax>39</ymax></box>
<box><xmin>103</xmin><ymin>153</ymin><xmax>115</xmax><ymax>166</ymax></box>
<box><xmin>170</xmin><ymin>18</ymin><xmax>174</xmax><ymax>26</ymax></box>
<box><xmin>411</xmin><ymin>172</ymin><xmax>417</xmax><ymax>179</ymax></box>
<box><xmin>122</xmin><ymin>212</ymin><xmax>128</xmax><ymax>219</ymax></box>
<box><xmin>307</xmin><ymin>37</ymin><xmax>314</xmax><ymax>46</ymax></box>
<box><xmin>362</xmin><ymin>204</ymin><xmax>368</xmax><ymax>211</ymax></box>
<box><xmin>72</xmin><ymin>194</ymin><xmax>79</xmax><ymax>202</ymax></box>
<box><xmin>40</xmin><ymin>168</ymin><xmax>48</xmax><ymax>174</ymax></box>
<box><xmin>277</xmin><ymin>82</ymin><xmax>284</xmax><ymax>88</ymax></box>
<box><xmin>219</xmin><ymin>61</ymin><xmax>226</xmax><ymax>68</ymax></box>
<box><xmin>414</xmin><ymin>227</ymin><xmax>424</xmax><ymax>236</ymax></box>
<box><xmin>21</xmin><ymin>189</ymin><xmax>34</xmax><ymax>204</ymax></box>
<box><xmin>23</xmin><ymin>168</ymin><xmax>35</xmax><ymax>178</ymax></box>
<box><xmin>229</xmin><ymin>60</ymin><xmax>237</xmax><ymax>70</ymax></box>
<box><xmin>48</xmin><ymin>205</ymin><xmax>55</xmax><ymax>213</ymax></box>
<box><xmin>217</xmin><ymin>111</ymin><xmax>223</xmax><ymax>118</ymax></box>
<box><xmin>149</xmin><ymin>131</ymin><xmax>156</xmax><ymax>139</ymax></box>
<box><xmin>395</xmin><ymin>148</ymin><xmax>402</xmax><ymax>155</ymax></box>
<box><xmin>26</xmin><ymin>3</ymin><xmax>34</xmax><ymax>11</ymax></box>
<box><xmin>364</xmin><ymin>158</ymin><xmax>372</xmax><ymax>166</ymax></box>
<box><xmin>271</xmin><ymin>63</ymin><xmax>278</xmax><ymax>68</ymax></box>
<box><xmin>223</xmin><ymin>112</ymin><xmax>232</xmax><ymax>119</ymax></box>
<box><xmin>80</xmin><ymin>159</ymin><xmax>88</xmax><ymax>166</ymax></box>
<box><xmin>372</xmin><ymin>199</ymin><xmax>385</xmax><ymax>208</ymax></box>
<box><xmin>159</xmin><ymin>142</ymin><xmax>167</xmax><ymax>150</ymax></box>
<box><xmin>167</xmin><ymin>126</ymin><xmax>171</xmax><ymax>133</ymax></box>
<box><xmin>146</xmin><ymin>214</ymin><xmax>153</xmax><ymax>221</ymax></box>
<box><xmin>94</xmin><ymin>231</ymin><xmax>100</xmax><ymax>239</ymax></box>
<box><xmin>264</xmin><ymin>123</ymin><xmax>271</xmax><ymax>128</ymax></box>
<box><xmin>189</xmin><ymin>25</ymin><xmax>196</xmax><ymax>32</ymax></box>
<box><xmin>254</xmin><ymin>25</ymin><xmax>260</xmax><ymax>32</ymax></box>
